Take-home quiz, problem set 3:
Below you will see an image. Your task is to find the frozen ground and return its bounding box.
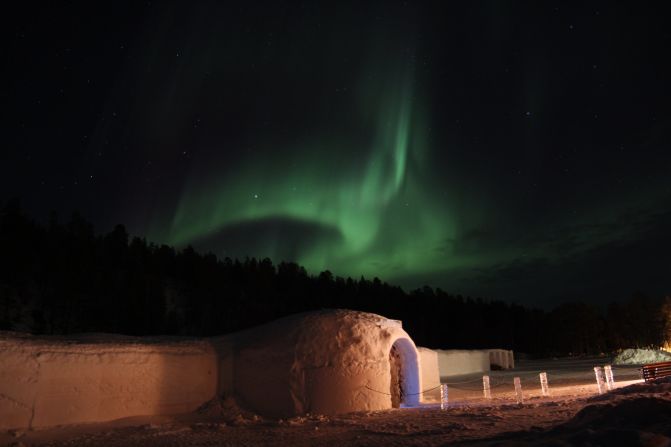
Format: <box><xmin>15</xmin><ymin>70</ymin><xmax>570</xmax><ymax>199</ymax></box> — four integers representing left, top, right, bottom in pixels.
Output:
<box><xmin>3</xmin><ymin>356</ymin><xmax>670</xmax><ymax>447</ymax></box>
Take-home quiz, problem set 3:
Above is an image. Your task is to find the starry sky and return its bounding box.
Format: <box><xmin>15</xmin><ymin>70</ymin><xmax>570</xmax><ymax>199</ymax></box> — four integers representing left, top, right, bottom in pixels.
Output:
<box><xmin>3</xmin><ymin>1</ymin><xmax>670</xmax><ymax>307</ymax></box>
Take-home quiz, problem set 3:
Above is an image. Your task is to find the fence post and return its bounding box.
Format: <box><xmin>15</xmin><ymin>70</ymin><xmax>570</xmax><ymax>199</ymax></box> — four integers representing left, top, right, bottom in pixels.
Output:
<box><xmin>594</xmin><ymin>366</ymin><xmax>605</xmax><ymax>394</ymax></box>
<box><xmin>483</xmin><ymin>375</ymin><xmax>491</xmax><ymax>399</ymax></box>
<box><xmin>513</xmin><ymin>377</ymin><xmax>523</xmax><ymax>404</ymax></box>
<box><xmin>539</xmin><ymin>372</ymin><xmax>549</xmax><ymax>396</ymax></box>
<box><xmin>604</xmin><ymin>365</ymin><xmax>614</xmax><ymax>390</ymax></box>
<box><xmin>440</xmin><ymin>384</ymin><xmax>449</xmax><ymax>410</ymax></box>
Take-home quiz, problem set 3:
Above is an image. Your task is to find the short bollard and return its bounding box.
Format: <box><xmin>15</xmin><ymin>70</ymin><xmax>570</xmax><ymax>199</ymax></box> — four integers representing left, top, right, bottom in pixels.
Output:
<box><xmin>594</xmin><ymin>366</ymin><xmax>605</xmax><ymax>394</ymax></box>
<box><xmin>440</xmin><ymin>384</ymin><xmax>449</xmax><ymax>410</ymax></box>
<box><xmin>483</xmin><ymin>375</ymin><xmax>492</xmax><ymax>399</ymax></box>
<box><xmin>513</xmin><ymin>377</ymin><xmax>523</xmax><ymax>404</ymax></box>
<box><xmin>539</xmin><ymin>372</ymin><xmax>550</xmax><ymax>397</ymax></box>
<box><xmin>603</xmin><ymin>365</ymin><xmax>615</xmax><ymax>390</ymax></box>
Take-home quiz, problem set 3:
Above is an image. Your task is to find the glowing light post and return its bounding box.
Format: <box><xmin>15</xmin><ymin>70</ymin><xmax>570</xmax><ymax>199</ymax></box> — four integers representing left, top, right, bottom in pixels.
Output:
<box><xmin>539</xmin><ymin>372</ymin><xmax>550</xmax><ymax>397</ymax></box>
<box><xmin>604</xmin><ymin>365</ymin><xmax>615</xmax><ymax>391</ymax></box>
<box><xmin>594</xmin><ymin>366</ymin><xmax>605</xmax><ymax>394</ymax></box>
<box><xmin>482</xmin><ymin>375</ymin><xmax>492</xmax><ymax>399</ymax></box>
<box><xmin>440</xmin><ymin>384</ymin><xmax>449</xmax><ymax>410</ymax></box>
<box><xmin>513</xmin><ymin>377</ymin><xmax>523</xmax><ymax>404</ymax></box>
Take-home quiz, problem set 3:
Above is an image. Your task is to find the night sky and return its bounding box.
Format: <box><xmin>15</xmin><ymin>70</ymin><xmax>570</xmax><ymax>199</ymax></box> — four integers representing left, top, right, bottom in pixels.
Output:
<box><xmin>4</xmin><ymin>1</ymin><xmax>670</xmax><ymax>307</ymax></box>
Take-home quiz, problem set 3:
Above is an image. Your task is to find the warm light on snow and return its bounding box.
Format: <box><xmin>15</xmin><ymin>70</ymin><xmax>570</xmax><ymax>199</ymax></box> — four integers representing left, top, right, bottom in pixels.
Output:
<box><xmin>1</xmin><ymin>352</ymin><xmax>662</xmax><ymax>446</ymax></box>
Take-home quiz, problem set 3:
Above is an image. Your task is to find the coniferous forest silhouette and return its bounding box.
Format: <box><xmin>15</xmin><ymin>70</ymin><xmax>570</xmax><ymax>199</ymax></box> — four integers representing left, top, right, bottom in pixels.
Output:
<box><xmin>1</xmin><ymin>199</ymin><xmax>667</xmax><ymax>357</ymax></box>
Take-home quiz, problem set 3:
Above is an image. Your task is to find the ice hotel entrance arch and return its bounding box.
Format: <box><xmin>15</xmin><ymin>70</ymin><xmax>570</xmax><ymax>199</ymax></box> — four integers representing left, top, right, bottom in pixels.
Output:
<box><xmin>389</xmin><ymin>336</ymin><xmax>421</xmax><ymax>407</ymax></box>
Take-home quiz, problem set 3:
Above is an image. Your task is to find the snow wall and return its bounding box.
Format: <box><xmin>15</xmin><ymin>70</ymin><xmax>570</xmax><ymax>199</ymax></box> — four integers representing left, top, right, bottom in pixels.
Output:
<box><xmin>417</xmin><ymin>347</ymin><xmax>441</xmax><ymax>402</ymax></box>
<box><xmin>0</xmin><ymin>333</ymin><xmax>217</xmax><ymax>430</ymax></box>
<box><xmin>219</xmin><ymin>310</ymin><xmax>423</xmax><ymax>417</ymax></box>
<box><xmin>436</xmin><ymin>349</ymin><xmax>491</xmax><ymax>377</ymax></box>
<box><xmin>1</xmin><ymin>310</ymin><xmax>429</xmax><ymax>429</ymax></box>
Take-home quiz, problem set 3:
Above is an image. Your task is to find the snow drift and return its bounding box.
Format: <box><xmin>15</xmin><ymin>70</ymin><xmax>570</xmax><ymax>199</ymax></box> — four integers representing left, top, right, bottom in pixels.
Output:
<box><xmin>613</xmin><ymin>348</ymin><xmax>671</xmax><ymax>365</ymax></box>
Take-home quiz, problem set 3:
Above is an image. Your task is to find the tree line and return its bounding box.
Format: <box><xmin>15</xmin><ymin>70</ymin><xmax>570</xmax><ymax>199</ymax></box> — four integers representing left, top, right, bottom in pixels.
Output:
<box><xmin>1</xmin><ymin>199</ymin><xmax>668</xmax><ymax>356</ymax></box>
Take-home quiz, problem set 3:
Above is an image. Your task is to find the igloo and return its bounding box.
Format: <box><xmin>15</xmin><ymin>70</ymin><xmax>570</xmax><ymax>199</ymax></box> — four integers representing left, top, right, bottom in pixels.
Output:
<box><xmin>214</xmin><ymin>309</ymin><xmax>423</xmax><ymax>416</ymax></box>
<box><xmin>0</xmin><ymin>309</ymin><xmax>426</xmax><ymax>430</ymax></box>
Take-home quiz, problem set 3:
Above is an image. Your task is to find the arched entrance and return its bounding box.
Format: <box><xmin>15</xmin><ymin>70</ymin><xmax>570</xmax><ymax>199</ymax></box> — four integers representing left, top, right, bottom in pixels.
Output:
<box><xmin>388</xmin><ymin>337</ymin><xmax>421</xmax><ymax>407</ymax></box>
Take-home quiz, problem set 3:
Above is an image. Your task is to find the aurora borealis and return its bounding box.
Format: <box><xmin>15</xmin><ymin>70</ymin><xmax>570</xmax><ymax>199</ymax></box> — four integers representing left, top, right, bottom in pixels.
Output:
<box><xmin>4</xmin><ymin>1</ymin><xmax>671</xmax><ymax>306</ymax></box>
<box><xmin>159</xmin><ymin>51</ymin><xmax>457</xmax><ymax>283</ymax></box>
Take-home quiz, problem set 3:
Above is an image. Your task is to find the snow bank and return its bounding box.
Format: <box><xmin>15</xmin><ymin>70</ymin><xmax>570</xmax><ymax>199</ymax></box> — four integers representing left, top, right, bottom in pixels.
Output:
<box><xmin>613</xmin><ymin>348</ymin><xmax>671</xmax><ymax>365</ymax></box>
<box><xmin>436</xmin><ymin>349</ymin><xmax>490</xmax><ymax>377</ymax></box>
<box><xmin>0</xmin><ymin>332</ymin><xmax>217</xmax><ymax>430</ymax></box>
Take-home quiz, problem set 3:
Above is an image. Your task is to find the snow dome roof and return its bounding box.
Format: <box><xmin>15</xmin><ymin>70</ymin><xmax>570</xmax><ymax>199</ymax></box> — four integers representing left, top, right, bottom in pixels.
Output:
<box><xmin>218</xmin><ymin>309</ymin><xmax>421</xmax><ymax>416</ymax></box>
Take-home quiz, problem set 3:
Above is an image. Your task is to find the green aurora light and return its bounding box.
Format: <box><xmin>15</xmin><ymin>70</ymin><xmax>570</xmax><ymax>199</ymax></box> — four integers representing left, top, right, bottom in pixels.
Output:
<box><xmin>149</xmin><ymin>58</ymin><xmax>470</xmax><ymax>282</ymax></box>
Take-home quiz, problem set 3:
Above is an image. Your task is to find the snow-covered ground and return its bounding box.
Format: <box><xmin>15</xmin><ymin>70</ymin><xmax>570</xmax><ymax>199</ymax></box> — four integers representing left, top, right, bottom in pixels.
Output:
<box><xmin>4</xmin><ymin>356</ymin><xmax>670</xmax><ymax>447</ymax></box>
